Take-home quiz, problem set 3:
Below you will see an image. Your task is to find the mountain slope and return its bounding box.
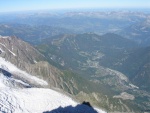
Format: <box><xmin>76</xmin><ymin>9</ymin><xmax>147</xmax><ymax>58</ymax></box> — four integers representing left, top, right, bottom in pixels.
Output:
<box><xmin>0</xmin><ymin>57</ymin><xmax>105</xmax><ymax>113</ymax></box>
<box><xmin>0</xmin><ymin>35</ymin><xmax>109</xmax><ymax>111</ymax></box>
<box><xmin>108</xmin><ymin>46</ymin><xmax>150</xmax><ymax>90</ymax></box>
<box><xmin>37</xmin><ymin>33</ymin><xmax>138</xmax><ymax>88</ymax></box>
<box><xmin>38</xmin><ymin>33</ymin><xmax>138</xmax><ymax>71</ymax></box>
<box><xmin>37</xmin><ymin>33</ymin><xmax>150</xmax><ymax>112</ymax></box>
<box><xmin>0</xmin><ymin>35</ymin><xmax>81</xmax><ymax>92</ymax></box>
<box><xmin>1</xmin><ymin>35</ymin><xmax>150</xmax><ymax>112</ymax></box>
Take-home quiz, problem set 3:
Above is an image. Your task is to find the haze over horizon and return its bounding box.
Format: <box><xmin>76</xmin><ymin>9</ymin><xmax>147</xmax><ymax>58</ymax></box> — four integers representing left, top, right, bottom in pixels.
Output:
<box><xmin>0</xmin><ymin>0</ymin><xmax>150</xmax><ymax>13</ymax></box>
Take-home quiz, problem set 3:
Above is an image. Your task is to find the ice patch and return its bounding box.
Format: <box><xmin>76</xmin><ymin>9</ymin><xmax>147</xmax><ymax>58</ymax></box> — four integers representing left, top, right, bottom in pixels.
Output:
<box><xmin>33</xmin><ymin>60</ymin><xmax>37</xmax><ymax>64</ymax></box>
<box><xmin>0</xmin><ymin>43</ymin><xmax>16</xmax><ymax>56</ymax></box>
<box><xmin>0</xmin><ymin>48</ymin><xmax>4</xmax><ymax>53</ymax></box>
<box><xmin>0</xmin><ymin>35</ymin><xmax>9</xmax><ymax>39</ymax></box>
<box><xmin>13</xmin><ymin>79</ymin><xmax>30</xmax><ymax>87</ymax></box>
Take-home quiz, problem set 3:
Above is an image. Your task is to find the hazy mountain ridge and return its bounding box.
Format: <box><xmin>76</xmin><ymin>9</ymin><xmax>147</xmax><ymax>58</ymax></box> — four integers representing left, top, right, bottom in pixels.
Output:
<box><xmin>0</xmin><ymin>24</ymin><xmax>72</xmax><ymax>44</ymax></box>
<box><xmin>0</xmin><ymin>11</ymin><xmax>149</xmax><ymax>39</ymax></box>
<box><xmin>122</xmin><ymin>17</ymin><xmax>150</xmax><ymax>46</ymax></box>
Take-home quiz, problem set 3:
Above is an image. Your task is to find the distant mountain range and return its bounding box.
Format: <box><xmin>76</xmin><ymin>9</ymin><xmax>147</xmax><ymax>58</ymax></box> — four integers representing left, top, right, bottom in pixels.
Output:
<box><xmin>121</xmin><ymin>17</ymin><xmax>150</xmax><ymax>46</ymax></box>
<box><xmin>0</xmin><ymin>11</ymin><xmax>149</xmax><ymax>46</ymax></box>
<box><xmin>0</xmin><ymin>10</ymin><xmax>150</xmax><ymax>112</ymax></box>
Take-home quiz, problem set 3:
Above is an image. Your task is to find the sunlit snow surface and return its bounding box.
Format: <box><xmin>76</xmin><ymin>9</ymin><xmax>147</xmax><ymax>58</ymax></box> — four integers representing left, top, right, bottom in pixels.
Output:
<box><xmin>0</xmin><ymin>57</ymin><xmax>106</xmax><ymax>113</ymax></box>
<box><xmin>0</xmin><ymin>87</ymin><xmax>77</xmax><ymax>113</ymax></box>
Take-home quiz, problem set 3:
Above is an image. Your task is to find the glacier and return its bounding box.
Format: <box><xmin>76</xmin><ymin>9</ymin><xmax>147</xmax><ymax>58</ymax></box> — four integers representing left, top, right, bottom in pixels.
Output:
<box><xmin>0</xmin><ymin>57</ymin><xmax>106</xmax><ymax>113</ymax></box>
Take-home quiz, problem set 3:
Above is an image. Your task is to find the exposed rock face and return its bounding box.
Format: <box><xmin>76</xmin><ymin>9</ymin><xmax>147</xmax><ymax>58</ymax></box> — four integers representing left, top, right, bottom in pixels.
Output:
<box><xmin>0</xmin><ymin>36</ymin><xmax>70</xmax><ymax>90</ymax></box>
<box><xmin>0</xmin><ymin>36</ymin><xmax>44</xmax><ymax>64</ymax></box>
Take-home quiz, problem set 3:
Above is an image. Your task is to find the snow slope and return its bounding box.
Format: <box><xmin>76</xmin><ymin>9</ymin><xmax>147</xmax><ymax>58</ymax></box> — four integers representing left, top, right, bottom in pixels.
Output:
<box><xmin>0</xmin><ymin>57</ymin><xmax>106</xmax><ymax>113</ymax></box>
<box><xmin>0</xmin><ymin>87</ymin><xmax>76</xmax><ymax>113</ymax></box>
<box><xmin>0</xmin><ymin>57</ymin><xmax>48</xmax><ymax>86</ymax></box>
<box><xmin>0</xmin><ymin>87</ymin><xmax>106</xmax><ymax>113</ymax></box>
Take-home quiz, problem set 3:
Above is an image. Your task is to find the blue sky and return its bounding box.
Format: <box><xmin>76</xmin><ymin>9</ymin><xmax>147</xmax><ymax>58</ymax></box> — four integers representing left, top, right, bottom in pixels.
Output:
<box><xmin>0</xmin><ymin>0</ymin><xmax>150</xmax><ymax>12</ymax></box>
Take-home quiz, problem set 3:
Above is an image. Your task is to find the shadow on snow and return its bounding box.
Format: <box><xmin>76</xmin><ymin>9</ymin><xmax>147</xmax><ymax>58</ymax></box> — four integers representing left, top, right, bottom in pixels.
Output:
<box><xmin>43</xmin><ymin>101</ymin><xmax>98</xmax><ymax>113</ymax></box>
